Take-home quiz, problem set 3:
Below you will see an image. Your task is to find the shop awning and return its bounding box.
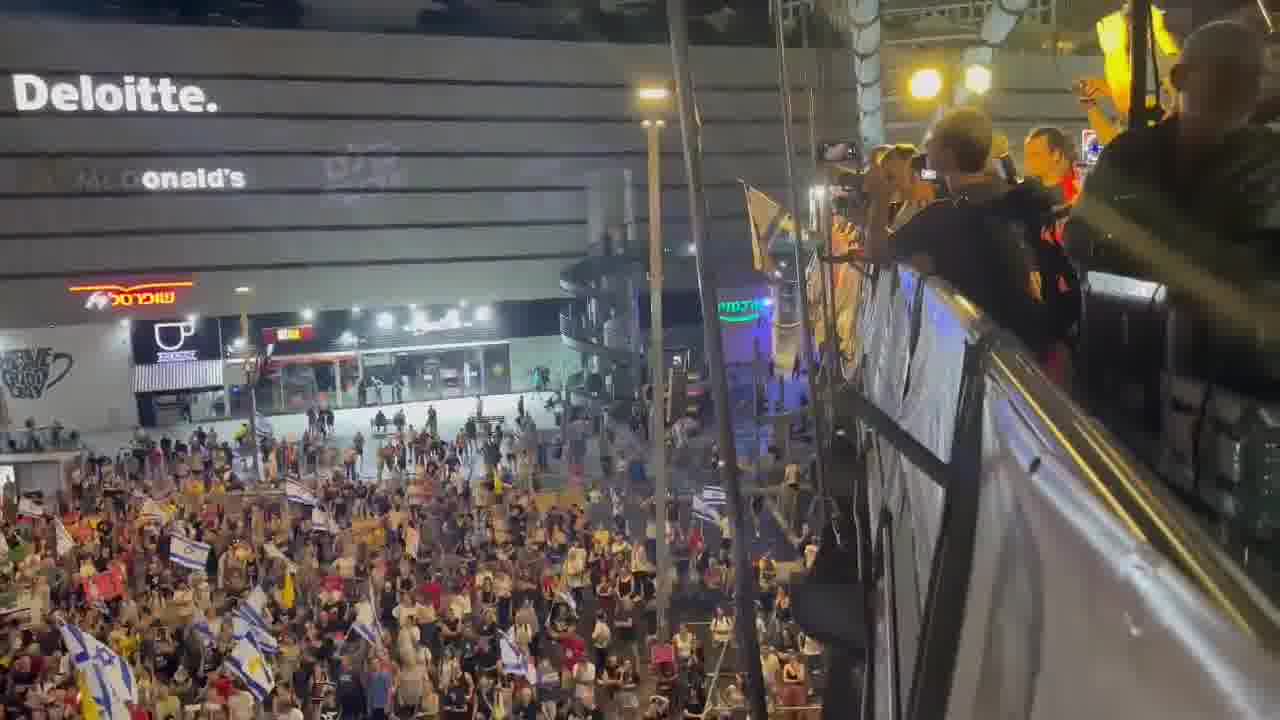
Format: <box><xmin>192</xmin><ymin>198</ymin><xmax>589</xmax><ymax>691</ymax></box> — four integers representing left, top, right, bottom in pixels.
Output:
<box><xmin>133</xmin><ymin>359</ymin><xmax>224</xmax><ymax>393</ymax></box>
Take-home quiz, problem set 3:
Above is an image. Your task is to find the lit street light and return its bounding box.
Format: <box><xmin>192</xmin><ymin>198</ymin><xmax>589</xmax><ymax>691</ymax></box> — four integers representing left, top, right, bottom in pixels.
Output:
<box><xmin>964</xmin><ymin>63</ymin><xmax>993</xmax><ymax>96</ymax></box>
<box><xmin>636</xmin><ymin>81</ymin><xmax>674</xmax><ymax>642</ymax></box>
<box><xmin>636</xmin><ymin>86</ymin><xmax>671</xmax><ymax>102</ymax></box>
<box><xmin>909</xmin><ymin>67</ymin><xmax>944</xmax><ymax>101</ymax></box>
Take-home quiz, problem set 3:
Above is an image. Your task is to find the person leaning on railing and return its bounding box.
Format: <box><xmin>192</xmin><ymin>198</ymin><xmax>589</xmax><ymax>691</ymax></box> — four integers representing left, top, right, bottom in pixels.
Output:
<box><xmin>860</xmin><ymin>107</ymin><xmax>1058</xmax><ymax>362</ymax></box>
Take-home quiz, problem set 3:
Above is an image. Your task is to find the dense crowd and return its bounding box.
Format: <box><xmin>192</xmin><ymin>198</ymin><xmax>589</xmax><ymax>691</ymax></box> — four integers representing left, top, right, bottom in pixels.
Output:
<box><xmin>0</xmin><ymin>403</ymin><xmax>822</xmax><ymax>720</ymax></box>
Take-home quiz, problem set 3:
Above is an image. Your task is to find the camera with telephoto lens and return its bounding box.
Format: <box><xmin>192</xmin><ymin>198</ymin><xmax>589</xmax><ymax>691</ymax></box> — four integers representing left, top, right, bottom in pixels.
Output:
<box><xmin>820</xmin><ymin>141</ymin><xmax>867</xmax><ymax>216</ymax></box>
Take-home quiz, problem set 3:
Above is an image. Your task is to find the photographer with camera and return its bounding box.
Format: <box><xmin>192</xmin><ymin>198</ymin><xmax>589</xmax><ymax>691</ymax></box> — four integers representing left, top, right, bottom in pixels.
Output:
<box><xmin>859</xmin><ymin>107</ymin><xmax>1061</xmax><ymax>361</ymax></box>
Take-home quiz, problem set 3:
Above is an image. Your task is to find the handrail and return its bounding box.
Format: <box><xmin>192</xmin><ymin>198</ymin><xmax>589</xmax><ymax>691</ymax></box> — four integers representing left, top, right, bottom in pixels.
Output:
<box><xmin>832</xmin><ymin>263</ymin><xmax>1280</xmax><ymax>719</ymax></box>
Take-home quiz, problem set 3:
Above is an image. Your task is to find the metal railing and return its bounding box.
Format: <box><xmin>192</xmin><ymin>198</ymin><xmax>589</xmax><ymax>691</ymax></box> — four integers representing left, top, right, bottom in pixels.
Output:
<box><xmin>830</xmin><ymin>264</ymin><xmax>1280</xmax><ymax>720</ymax></box>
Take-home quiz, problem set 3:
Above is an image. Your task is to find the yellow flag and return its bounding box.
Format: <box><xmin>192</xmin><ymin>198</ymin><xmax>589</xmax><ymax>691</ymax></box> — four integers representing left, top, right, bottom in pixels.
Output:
<box><xmin>743</xmin><ymin>183</ymin><xmax>793</xmax><ymax>273</ymax></box>
<box><xmin>281</xmin><ymin>571</ymin><xmax>296</xmax><ymax>610</ymax></box>
<box><xmin>78</xmin><ymin>671</ymin><xmax>101</xmax><ymax>720</ymax></box>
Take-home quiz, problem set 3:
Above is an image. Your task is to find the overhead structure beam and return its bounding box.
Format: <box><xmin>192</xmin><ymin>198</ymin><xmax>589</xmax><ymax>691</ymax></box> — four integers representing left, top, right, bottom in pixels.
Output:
<box><xmin>849</xmin><ymin>0</ymin><xmax>885</xmax><ymax>148</ymax></box>
<box><xmin>955</xmin><ymin>0</ymin><xmax>1034</xmax><ymax>105</ymax></box>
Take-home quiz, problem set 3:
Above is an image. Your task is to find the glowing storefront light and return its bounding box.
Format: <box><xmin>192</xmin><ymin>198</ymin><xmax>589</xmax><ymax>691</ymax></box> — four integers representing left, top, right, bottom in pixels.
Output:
<box><xmin>717</xmin><ymin>298</ymin><xmax>770</xmax><ymax>324</ymax></box>
<box><xmin>11</xmin><ymin>73</ymin><xmax>220</xmax><ymax>113</ymax></box>
<box><xmin>69</xmin><ymin>280</ymin><xmax>194</xmax><ymax>310</ymax></box>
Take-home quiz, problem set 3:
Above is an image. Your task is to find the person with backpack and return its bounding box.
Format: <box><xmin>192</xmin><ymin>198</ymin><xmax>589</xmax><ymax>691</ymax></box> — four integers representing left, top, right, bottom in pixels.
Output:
<box><xmin>862</xmin><ymin>107</ymin><xmax>1079</xmax><ymax>376</ymax></box>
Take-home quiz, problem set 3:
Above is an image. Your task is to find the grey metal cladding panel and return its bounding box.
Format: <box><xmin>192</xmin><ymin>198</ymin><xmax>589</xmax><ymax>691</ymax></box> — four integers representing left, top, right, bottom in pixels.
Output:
<box><xmin>2</xmin><ymin>216</ymin><xmax>751</xmax><ymax>277</ymax></box>
<box><xmin>1</xmin><ymin>224</ymin><xmax>585</xmax><ymax>275</ymax></box>
<box><xmin>0</xmin><ymin>18</ymin><xmax>851</xmax><ymax>88</ymax></box>
<box><xmin>0</xmin><ymin>185</ymin><xmax>761</xmax><ymax>236</ymax></box>
<box><xmin>0</xmin><ymin>259</ymin><xmax>576</xmax><ymax>327</ymax></box>
<box><xmin>0</xmin><ymin>74</ymin><xmax>851</xmax><ymax>121</ymax></box>
<box><xmin>0</xmin><ymin>117</ymin><xmax>798</xmax><ymax>154</ymax></box>
<box><xmin>0</xmin><ymin>154</ymin><xmax>788</xmax><ymax>194</ymax></box>
<box><xmin>0</xmin><ymin>191</ymin><xmax>591</xmax><ymax>235</ymax></box>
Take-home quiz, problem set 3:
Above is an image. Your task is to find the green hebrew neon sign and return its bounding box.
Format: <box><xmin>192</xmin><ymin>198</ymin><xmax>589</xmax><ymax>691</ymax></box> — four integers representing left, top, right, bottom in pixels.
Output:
<box><xmin>718</xmin><ymin>298</ymin><xmax>767</xmax><ymax>324</ymax></box>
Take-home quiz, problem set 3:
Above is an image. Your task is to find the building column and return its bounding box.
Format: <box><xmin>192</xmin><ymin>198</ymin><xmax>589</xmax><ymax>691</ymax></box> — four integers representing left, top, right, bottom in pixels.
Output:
<box><xmin>333</xmin><ymin>359</ymin><xmax>343</xmax><ymax>408</ymax></box>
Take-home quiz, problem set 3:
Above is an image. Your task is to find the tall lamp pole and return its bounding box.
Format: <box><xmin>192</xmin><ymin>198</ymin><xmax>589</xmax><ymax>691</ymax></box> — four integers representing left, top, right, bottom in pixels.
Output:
<box><xmin>637</xmin><ymin>85</ymin><xmax>672</xmax><ymax>641</ymax></box>
<box><xmin>667</xmin><ymin>1</ymin><xmax>770</xmax><ymax>717</ymax></box>
<box><xmin>238</xmin><ymin>308</ymin><xmax>264</xmax><ymax>484</ymax></box>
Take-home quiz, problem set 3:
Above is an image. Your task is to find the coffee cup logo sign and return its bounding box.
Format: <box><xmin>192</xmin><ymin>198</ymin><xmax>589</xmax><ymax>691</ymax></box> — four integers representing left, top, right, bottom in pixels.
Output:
<box><xmin>154</xmin><ymin>321</ymin><xmax>200</xmax><ymax>363</ymax></box>
<box><xmin>11</xmin><ymin>74</ymin><xmax>218</xmax><ymax>114</ymax></box>
<box><xmin>70</xmin><ymin>281</ymin><xmax>194</xmax><ymax>311</ymax></box>
<box><xmin>0</xmin><ymin>348</ymin><xmax>73</xmax><ymax>400</ymax></box>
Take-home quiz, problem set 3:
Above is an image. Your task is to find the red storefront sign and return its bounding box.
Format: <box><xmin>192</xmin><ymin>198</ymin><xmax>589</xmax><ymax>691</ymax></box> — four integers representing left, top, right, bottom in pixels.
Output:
<box><xmin>262</xmin><ymin>324</ymin><xmax>316</xmax><ymax>344</ymax></box>
<box><xmin>69</xmin><ymin>281</ymin><xmax>194</xmax><ymax>310</ymax></box>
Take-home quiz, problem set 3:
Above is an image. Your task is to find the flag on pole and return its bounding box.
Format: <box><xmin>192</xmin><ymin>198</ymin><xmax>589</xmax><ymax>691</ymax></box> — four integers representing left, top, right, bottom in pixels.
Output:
<box><xmin>285</xmin><ymin>480</ymin><xmax>317</xmax><ymax>506</ymax></box>
<box><xmin>280</xmin><ymin>572</ymin><xmax>296</xmax><ymax>611</ymax></box>
<box><xmin>60</xmin><ymin>624</ymin><xmax>138</xmax><ymax>720</ymax></box>
<box><xmin>224</xmin><ymin>637</ymin><xmax>275</xmax><ymax>703</ymax></box>
<box><xmin>743</xmin><ymin>182</ymin><xmax>793</xmax><ymax>273</ymax></box>
<box><xmin>139</xmin><ymin>500</ymin><xmax>170</xmax><ymax>525</ymax></box>
<box><xmin>232</xmin><ymin>616</ymin><xmax>279</xmax><ymax>655</ymax></box>
<box><xmin>692</xmin><ymin>495</ymin><xmax>723</xmax><ymax>524</ymax></box>
<box><xmin>55</xmin><ymin>518</ymin><xmax>75</xmax><ymax>557</ymax></box>
<box><xmin>191</xmin><ymin>616</ymin><xmax>216</xmax><ymax>645</ymax></box>
<box><xmin>235</xmin><ymin>586</ymin><xmax>274</xmax><ymax>631</ymax></box>
<box><xmin>169</xmin><ymin>535</ymin><xmax>211</xmax><ymax>571</ymax></box>
<box><xmin>348</xmin><ymin>584</ymin><xmax>384</xmax><ymax>647</ymax></box>
<box><xmin>311</xmin><ymin>507</ymin><xmax>339</xmax><ymax>533</ymax></box>
<box><xmin>499</xmin><ymin>628</ymin><xmax>534</xmax><ymax>681</ymax></box>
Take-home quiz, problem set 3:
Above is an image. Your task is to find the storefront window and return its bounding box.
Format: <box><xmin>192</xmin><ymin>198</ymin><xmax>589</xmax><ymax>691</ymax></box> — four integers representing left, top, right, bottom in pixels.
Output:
<box><xmin>353</xmin><ymin>343</ymin><xmax>511</xmax><ymax>409</ymax></box>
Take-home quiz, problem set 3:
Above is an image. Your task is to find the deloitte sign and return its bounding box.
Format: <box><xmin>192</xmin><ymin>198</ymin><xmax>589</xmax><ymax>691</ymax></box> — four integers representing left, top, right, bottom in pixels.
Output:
<box><xmin>11</xmin><ymin>73</ymin><xmax>219</xmax><ymax>113</ymax></box>
<box><xmin>717</xmin><ymin>298</ymin><xmax>770</xmax><ymax>324</ymax></box>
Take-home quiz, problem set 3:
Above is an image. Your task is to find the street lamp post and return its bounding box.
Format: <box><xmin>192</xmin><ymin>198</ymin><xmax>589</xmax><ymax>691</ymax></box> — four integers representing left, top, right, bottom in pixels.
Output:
<box><xmin>238</xmin><ymin>307</ymin><xmax>264</xmax><ymax>485</ymax></box>
<box><xmin>638</xmin><ymin>85</ymin><xmax>672</xmax><ymax>641</ymax></box>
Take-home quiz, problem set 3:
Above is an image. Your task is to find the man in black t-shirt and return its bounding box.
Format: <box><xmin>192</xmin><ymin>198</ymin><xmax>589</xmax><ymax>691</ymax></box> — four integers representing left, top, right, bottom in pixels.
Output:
<box><xmin>864</xmin><ymin>107</ymin><xmax>1047</xmax><ymax>354</ymax></box>
<box><xmin>334</xmin><ymin>656</ymin><xmax>365</xmax><ymax>720</ymax></box>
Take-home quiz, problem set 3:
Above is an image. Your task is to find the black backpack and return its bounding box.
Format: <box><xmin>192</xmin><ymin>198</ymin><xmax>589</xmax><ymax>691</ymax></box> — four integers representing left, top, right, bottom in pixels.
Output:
<box><xmin>972</xmin><ymin>182</ymin><xmax>1082</xmax><ymax>347</ymax></box>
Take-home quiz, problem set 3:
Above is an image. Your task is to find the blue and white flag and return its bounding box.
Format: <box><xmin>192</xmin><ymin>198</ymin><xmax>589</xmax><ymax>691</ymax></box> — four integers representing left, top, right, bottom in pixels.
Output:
<box><xmin>311</xmin><ymin>507</ymin><xmax>339</xmax><ymax>533</ymax></box>
<box><xmin>169</xmin><ymin>535</ymin><xmax>211</xmax><ymax>571</ymax></box>
<box><xmin>224</xmin><ymin>637</ymin><xmax>275</xmax><ymax>703</ymax></box>
<box><xmin>285</xmin><ymin>480</ymin><xmax>317</xmax><ymax>506</ymax></box>
<box><xmin>348</xmin><ymin>593</ymin><xmax>383</xmax><ymax>647</ymax></box>
<box><xmin>234</xmin><ymin>587</ymin><xmax>273</xmax><ymax>631</ymax></box>
<box><xmin>254</xmin><ymin>412</ymin><xmax>274</xmax><ymax>440</ymax></box>
<box><xmin>190</xmin><ymin>616</ymin><xmax>216</xmax><ymax>645</ymax></box>
<box><xmin>499</xmin><ymin>628</ymin><xmax>534</xmax><ymax>681</ymax></box>
<box><xmin>700</xmin><ymin>485</ymin><xmax>727</xmax><ymax>506</ymax></box>
<box><xmin>692</xmin><ymin>495</ymin><xmax>723</xmax><ymax>524</ymax></box>
<box><xmin>232</xmin><ymin>616</ymin><xmax>279</xmax><ymax>655</ymax></box>
<box><xmin>60</xmin><ymin>623</ymin><xmax>138</xmax><ymax>720</ymax></box>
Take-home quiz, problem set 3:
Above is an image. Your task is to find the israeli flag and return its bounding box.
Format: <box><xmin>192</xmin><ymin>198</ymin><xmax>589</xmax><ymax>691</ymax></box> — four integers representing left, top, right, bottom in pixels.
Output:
<box><xmin>254</xmin><ymin>412</ymin><xmax>274</xmax><ymax>440</ymax></box>
<box><xmin>191</xmin><ymin>616</ymin><xmax>216</xmax><ymax>645</ymax></box>
<box><xmin>499</xmin><ymin>628</ymin><xmax>533</xmax><ymax>681</ymax></box>
<box><xmin>224</xmin><ymin>637</ymin><xmax>275</xmax><ymax>703</ymax></box>
<box><xmin>60</xmin><ymin>623</ymin><xmax>138</xmax><ymax>720</ymax></box>
<box><xmin>311</xmin><ymin>507</ymin><xmax>339</xmax><ymax>533</ymax></box>
<box><xmin>285</xmin><ymin>480</ymin><xmax>318</xmax><ymax>507</ymax></box>
<box><xmin>169</xmin><ymin>535</ymin><xmax>211</xmax><ymax>571</ymax></box>
<box><xmin>692</xmin><ymin>495</ymin><xmax>723</xmax><ymax>524</ymax></box>
<box><xmin>234</xmin><ymin>587</ymin><xmax>274</xmax><ymax>631</ymax></box>
<box><xmin>700</xmin><ymin>485</ymin><xmax>727</xmax><ymax>505</ymax></box>
<box><xmin>233</xmin><ymin>616</ymin><xmax>279</xmax><ymax>655</ymax></box>
<box><xmin>348</xmin><ymin>597</ymin><xmax>383</xmax><ymax>647</ymax></box>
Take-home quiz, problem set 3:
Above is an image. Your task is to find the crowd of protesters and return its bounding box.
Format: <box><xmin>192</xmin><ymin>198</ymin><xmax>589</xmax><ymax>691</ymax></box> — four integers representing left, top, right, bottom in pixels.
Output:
<box><xmin>0</xmin><ymin>395</ymin><xmax>824</xmax><ymax>720</ymax></box>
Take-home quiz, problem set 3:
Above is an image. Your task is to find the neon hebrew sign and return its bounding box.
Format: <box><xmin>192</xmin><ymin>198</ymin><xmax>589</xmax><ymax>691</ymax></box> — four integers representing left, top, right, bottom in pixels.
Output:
<box><xmin>717</xmin><ymin>298</ymin><xmax>770</xmax><ymax>324</ymax></box>
<box><xmin>69</xmin><ymin>281</ymin><xmax>194</xmax><ymax>310</ymax></box>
